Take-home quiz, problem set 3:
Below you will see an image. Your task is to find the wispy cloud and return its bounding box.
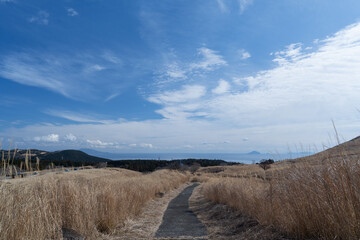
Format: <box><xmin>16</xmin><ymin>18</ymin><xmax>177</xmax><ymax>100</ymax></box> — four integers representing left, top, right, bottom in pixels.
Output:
<box><xmin>238</xmin><ymin>49</ymin><xmax>251</xmax><ymax>60</ymax></box>
<box><xmin>102</xmin><ymin>51</ymin><xmax>122</xmax><ymax>64</ymax></box>
<box><xmin>238</xmin><ymin>0</ymin><xmax>253</xmax><ymax>14</ymax></box>
<box><xmin>104</xmin><ymin>93</ymin><xmax>120</xmax><ymax>102</ymax></box>
<box><xmin>148</xmin><ymin>85</ymin><xmax>206</xmax><ymax>104</ymax></box>
<box><xmin>216</xmin><ymin>0</ymin><xmax>227</xmax><ymax>12</ymax></box>
<box><xmin>190</xmin><ymin>47</ymin><xmax>227</xmax><ymax>71</ymax></box>
<box><xmin>67</xmin><ymin>8</ymin><xmax>78</xmax><ymax>16</ymax></box>
<box><xmin>0</xmin><ymin>50</ymin><xmax>125</xmax><ymax>100</ymax></box>
<box><xmin>164</xmin><ymin>63</ymin><xmax>187</xmax><ymax>79</ymax></box>
<box><xmin>154</xmin><ymin>47</ymin><xmax>227</xmax><ymax>88</ymax></box>
<box><xmin>271</xmin><ymin>43</ymin><xmax>304</xmax><ymax>65</ymax></box>
<box><xmin>28</xmin><ymin>11</ymin><xmax>49</xmax><ymax>25</ymax></box>
<box><xmin>45</xmin><ymin>110</ymin><xmax>119</xmax><ymax>124</ymax></box>
<box><xmin>216</xmin><ymin>0</ymin><xmax>253</xmax><ymax>14</ymax></box>
<box><xmin>86</xmin><ymin>64</ymin><xmax>106</xmax><ymax>72</ymax></box>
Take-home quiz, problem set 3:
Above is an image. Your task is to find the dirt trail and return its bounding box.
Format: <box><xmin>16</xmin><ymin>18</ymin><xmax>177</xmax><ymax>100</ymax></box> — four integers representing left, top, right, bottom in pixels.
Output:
<box><xmin>155</xmin><ymin>183</ymin><xmax>208</xmax><ymax>239</ymax></box>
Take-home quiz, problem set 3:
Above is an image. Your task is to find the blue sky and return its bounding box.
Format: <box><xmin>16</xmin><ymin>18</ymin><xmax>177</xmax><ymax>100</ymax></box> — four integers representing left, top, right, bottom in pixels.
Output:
<box><xmin>1</xmin><ymin>0</ymin><xmax>360</xmax><ymax>153</ymax></box>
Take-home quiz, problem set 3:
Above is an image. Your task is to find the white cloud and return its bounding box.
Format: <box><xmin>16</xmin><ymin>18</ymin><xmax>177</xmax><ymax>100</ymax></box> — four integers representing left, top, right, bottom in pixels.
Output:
<box><xmin>34</xmin><ymin>134</ymin><xmax>59</xmax><ymax>142</ymax></box>
<box><xmin>216</xmin><ymin>0</ymin><xmax>227</xmax><ymax>12</ymax></box>
<box><xmin>64</xmin><ymin>133</ymin><xmax>77</xmax><ymax>141</ymax></box>
<box><xmin>147</xmin><ymin>21</ymin><xmax>360</xmax><ymax>144</ymax></box>
<box><xmin>190</xmin><ymin>47</ymin><xmax>227</xmax><ymax>71</ymax></box>
<box><xmin>67</xmin><ymin>8</ymin><xmax>78</xmax><ymax>16</ymax></box>
<box><xmin>148</xmin><ymin>85</ymin><xmax>206</xmax><ymax>104</ymax></box>
<box><xmin>207</xmin><ymin>22</ymin><xmax>360</xmax><ymax>128</ymax></box>
<box><xmin>238</xmin><ymin>49</ymin><xmax>251</xmax><ymax>60</ymax></box>
<box><xmin>154</xmin><ymin>48</ymin><xmax>226</xmax><ymax>87</ymax></box>
<box><xmin>212</xmin><ymin>79</ymin><xmax>230</xmax><ymax>94</ymax></box>
<box><xmin>140</xmin><ymin>143</ymin><xmax>153</xmax><ymax>148</ymax></box>
<box><xmin>164</xmin><ymin>63</ymin><xmax>187</xmax><ymax>79</ymax></box>
<box><xmin>29</xmin><ymin>11</ymin><xmax>49</xmax><ymax>25</ymax></box>
<box><xmin>271</xmin><ymin>43</ymin><xmax>304</xmax><ymax>65</ymax></box>
<box><xmin>238</xmin><ymin>0</ymin><xmax>253</xmax><ymax>14</ymax></box>
<box><xmin>148</xmin><ymin>85</ymin><xmax>208</xmax><ymax>119</ymax></box>
<box><xmin>86</xmin><ymin>139</ymin><xmax>114</xmax><ymax>147</ymax></box>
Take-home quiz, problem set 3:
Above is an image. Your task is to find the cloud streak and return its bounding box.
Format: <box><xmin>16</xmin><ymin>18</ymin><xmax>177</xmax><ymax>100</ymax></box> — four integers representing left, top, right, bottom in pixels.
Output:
<box><xmin>239</xmin><ymin>0</ymin><xmax>253</xmax><ymax>14</ymax></box>
<box><xmin>45</xmin><ymin>110</ymin><xmax>121</xmax><ymax>124</ymax></box>
<box><xmin>0</xmin><ymin>50</ymin><xmax>126</xmax><ymax>101</ymax></box>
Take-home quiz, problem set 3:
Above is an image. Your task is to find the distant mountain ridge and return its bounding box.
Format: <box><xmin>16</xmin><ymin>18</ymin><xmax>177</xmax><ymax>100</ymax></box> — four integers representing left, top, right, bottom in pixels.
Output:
<box><xmin>2</xmin><ymin>149</ymin><xmax>109</xmax><ymax>163</ymax></box>
<box><xmin>0</xmin><ymin>148</ymin><xmax>238</xmax><ymax>172</ymax></box>
<box><xmin>39</xmin><ymin>150</ymin><xmax>109</xmax><ymax>162</ymax></box>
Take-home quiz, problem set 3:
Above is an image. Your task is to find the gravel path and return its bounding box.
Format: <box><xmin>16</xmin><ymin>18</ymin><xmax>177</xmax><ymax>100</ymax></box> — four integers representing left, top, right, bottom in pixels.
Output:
<box><xmin>155</xmin><ymin>183</ymin><xmax>208</xmax><ymax>239</ymax></box>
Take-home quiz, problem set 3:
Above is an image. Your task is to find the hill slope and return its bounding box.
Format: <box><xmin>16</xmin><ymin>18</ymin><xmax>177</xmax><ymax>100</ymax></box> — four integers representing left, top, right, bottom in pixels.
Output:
<box><xmin>283</xmin><ymin>135</ymin><xmax>360</xmax><ymax>165</ymax></box>
<box><xmin>38</xmin><ymin>150</ymin><xmax>109</xmax><ymax>162</ymax></box>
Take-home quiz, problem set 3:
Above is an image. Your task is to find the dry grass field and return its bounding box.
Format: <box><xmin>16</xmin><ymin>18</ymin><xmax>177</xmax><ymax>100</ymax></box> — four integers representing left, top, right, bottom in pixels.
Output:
<box><xmin>197</xmin><ymin>136</ymin><xmax>360</xmax><ymax>239</ymax></box>
<box><xmin>1</xmin><ymin>136</ymin><xmax>360</xmax><ymax>239</ymax></box>
<box><xmin>0</xmin><ymin>168</ymin><xmax>189</xmax><ymax>239</ymax></box>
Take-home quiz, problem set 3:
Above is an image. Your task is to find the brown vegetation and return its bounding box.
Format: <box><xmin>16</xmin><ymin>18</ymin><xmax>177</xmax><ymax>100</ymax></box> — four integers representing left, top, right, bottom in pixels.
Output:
<box><xmin>199</xmin><ymin>138</ymin><xmax>360</xmax><ymax>239</ymax></box>
<box><xmin>0</xmin><ymin>168</ymin><xmax>189</xmax><ymax>239</ymax></box>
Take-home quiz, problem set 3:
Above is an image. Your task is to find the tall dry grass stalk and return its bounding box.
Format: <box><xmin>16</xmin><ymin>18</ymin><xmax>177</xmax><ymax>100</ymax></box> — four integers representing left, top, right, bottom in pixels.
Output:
<box><xmin>25</xmin><ymin>149</ymin><xmax>29</xmax><ymax>172</ymax></box>
<box><xmin>202</xmin><ymin>154</ymin><xmax>360</xmax><ymax>239</ymax></box>
<box><xmin>36</xmin><ymin>156</ymin><xmax>40</xmax><ymax>171</ymax></box>
<box><xmin>2</xmin><ymin>151</ymin><xmax>5</xmax><ymax>177</ymax></box>
<box><xmin>0</xmin><ymin>168</ymin><xmax>189</xmax><ymax>239</ymax></box>
<box><xmin>6</xmin><ymin>140</ymin><xmax>12</xmax><ymax>175</ymax></box>
<box><xmin>28</xmin><ymin>149</ymin><xmax>32</xmax><ymax>171</ymax></box>
<box><xmin>0</xmin><ymin>141</ymin><xmax>3</xmax><ymax>177</ymax></box>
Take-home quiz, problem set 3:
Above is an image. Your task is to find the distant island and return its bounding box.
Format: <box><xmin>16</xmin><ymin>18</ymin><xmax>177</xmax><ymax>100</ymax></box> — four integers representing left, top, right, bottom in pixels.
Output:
<box><xmin>247</xmin><ymin>151</ymin><xmax>261</xmax><ymax>155</ymax></box>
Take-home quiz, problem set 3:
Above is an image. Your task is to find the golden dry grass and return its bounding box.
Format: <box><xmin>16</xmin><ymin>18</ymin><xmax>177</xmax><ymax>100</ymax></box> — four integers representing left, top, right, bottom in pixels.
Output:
<box><xmin>0</xmin><ymin>168</ymin><xmax>189</xmax><ymax>239</ymax></box>
<box><xmin>200</xmin><ymin>152</ymin><xmax>360</xmax><ymax>239</ymax></box>
<box><xmin>113</xmin><ymin>182</ymin><xmax>192</xmax><ymax>240</ymax></box>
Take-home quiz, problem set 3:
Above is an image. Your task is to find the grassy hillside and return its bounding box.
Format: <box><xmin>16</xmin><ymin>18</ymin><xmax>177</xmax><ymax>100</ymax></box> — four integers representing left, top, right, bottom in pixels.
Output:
<box><xmin>196</xmin><ymin>136</ymin><xmax>360</xmax><ymax>239</ymax></box>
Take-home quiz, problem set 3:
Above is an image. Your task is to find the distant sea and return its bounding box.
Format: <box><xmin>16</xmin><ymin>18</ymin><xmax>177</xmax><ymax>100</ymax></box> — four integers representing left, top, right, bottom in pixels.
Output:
<box><xmin>81</xmin><ymin>149</ymin><xmax>313</xmax><ymax>164</ymax></box>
